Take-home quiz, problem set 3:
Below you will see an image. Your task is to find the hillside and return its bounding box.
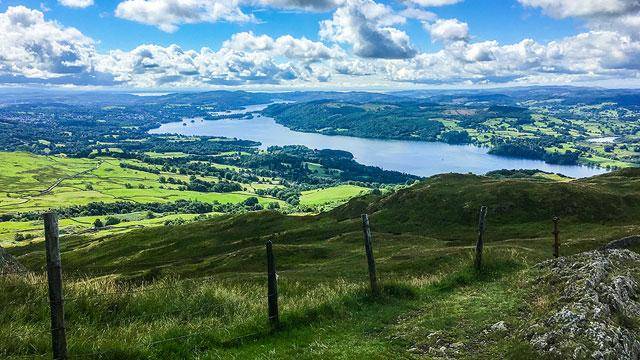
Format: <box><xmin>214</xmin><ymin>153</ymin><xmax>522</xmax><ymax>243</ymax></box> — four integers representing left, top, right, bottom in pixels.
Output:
<box><xmin>262</xmin><ymin>98</ymin><xmax>640</xmax><ymax>169</ymax></box>
<box><xmin>4</xmin><ymin>170</ymin><xmax>640</xmax><ymax>358</ymax></box>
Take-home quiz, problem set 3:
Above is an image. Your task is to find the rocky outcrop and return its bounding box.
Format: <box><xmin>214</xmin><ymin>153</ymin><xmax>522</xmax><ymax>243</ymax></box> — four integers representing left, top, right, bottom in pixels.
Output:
<box><xmin>527</xmin><ymin>249</ymin><xmax>640</xmax><ymax>359</ymax></box>
<box><xmin>601</xmin><ymin>235</ymin><xmax>640</xmax><ymax>250</ymax></box>
<box><xmin>0</xmin><ymin>246</ymin><xmax>26</xmax><ymax>274</ymax></box>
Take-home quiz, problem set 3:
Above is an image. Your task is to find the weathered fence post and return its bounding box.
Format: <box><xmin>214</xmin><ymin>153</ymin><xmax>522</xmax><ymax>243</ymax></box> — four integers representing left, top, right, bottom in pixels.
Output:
<box><xmin>474</xmin><ymin>206</ymin><xmax>488</xmax><ymax>271</ymax></box>
<box><xmin>552</xmin><ymin>216</ymin><xmax>560</xmax><ymax>258</ymax></box>
<box><xmin>361</xmin><ymin>214</ymin><xmax>379</xmax><ymax>296</ymax></box>
<box><xmin>266</xmin><ymin>240</ymin><xmax>279</xmax><ymax>329</ymax></box>
<box><xmin>43</xmin><ymin>212</ymin><xmax>67</xmax><ymax>360</ymax></box>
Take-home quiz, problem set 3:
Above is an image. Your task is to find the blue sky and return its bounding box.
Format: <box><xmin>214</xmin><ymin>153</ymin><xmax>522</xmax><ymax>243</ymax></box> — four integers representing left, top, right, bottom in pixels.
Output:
<box><xmin>0</xmin><ymin>0</ymin><xmax>639</xmax><ymax>89</ymax></box>
<box><xmin>1</xmin><ymin>0</ymin><xmax>583</xmax><ymax>51</ymax></box>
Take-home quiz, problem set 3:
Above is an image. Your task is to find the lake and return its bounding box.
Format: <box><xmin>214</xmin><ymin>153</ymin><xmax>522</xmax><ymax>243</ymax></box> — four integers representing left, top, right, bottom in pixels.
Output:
<box><xmin>150</xmin><ymin>104</ymin><xmax>607</xmax><ymax>178</ymax></box>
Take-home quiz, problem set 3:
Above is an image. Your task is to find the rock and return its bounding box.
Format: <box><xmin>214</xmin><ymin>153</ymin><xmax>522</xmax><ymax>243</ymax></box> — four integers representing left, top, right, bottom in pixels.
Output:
<box><xmin>601</xmin><ymin>235</ymin><xmax>640</xmax><ymax>250</ymax></box>
<box><xmin>0</xmin><ymin>245</ymin><xmax>26</xmax><ymax>274</ymax></box>
<box><xmin>490</xmin><ymin>321</ymin><xmax>508</xmax><ymax>332</ymax></box>
<box><xmin>527</xmin><ymin>249</ymin><xmax>640</xmax><ymax>360</ymax></box>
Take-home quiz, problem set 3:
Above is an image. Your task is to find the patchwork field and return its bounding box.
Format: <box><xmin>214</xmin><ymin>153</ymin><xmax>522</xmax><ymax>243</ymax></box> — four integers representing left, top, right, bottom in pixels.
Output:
<box><xmin>0</xmin><ymin>152</ymin><xmax>284</xmax><ymax>214</ymax></box>
<box><xmin>0</xmin><ymin>152</ymin><xmax>373</xmax><ymax>244</ymax></box>
<box><xmin>300</xmin><ymin>185</ymin><xmax>369</xmax><ymax>206</ymax></box>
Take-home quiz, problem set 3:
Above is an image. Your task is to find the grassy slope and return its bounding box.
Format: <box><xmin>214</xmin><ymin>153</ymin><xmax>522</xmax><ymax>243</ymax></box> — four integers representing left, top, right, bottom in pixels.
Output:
<box><xmin>4</xmin><ymin>170</ymin><xmax>640</xmax><ymax>358</ymax></box>
<box><xmin>300</xmin><ymin>185</ymin><xmax>369</xmax><ymax>207</ymax></box>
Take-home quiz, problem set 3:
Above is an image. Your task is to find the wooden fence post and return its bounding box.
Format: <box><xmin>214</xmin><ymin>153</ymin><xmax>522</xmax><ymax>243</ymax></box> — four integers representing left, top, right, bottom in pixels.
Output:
<box><xmin>361</xmin><ymin>214</ymin><xmax>379</xmax><ymax>296</ymax></box>
<box><xmin>474</xmin><ymin>206</ymin><xmax>488</xmax><ymax>271</ymax></box>
<box><xmin>43</xmin><ymin>212</ymin><xmax>67</xmax><ymax>360</ymax></box>
<box><xmin>266</xmin><ymin>240</ymin><xmax>279</xmax><ymax>329</ymax></box>
<box><xmin>552</xmin><ymin>217</ymin><xmax>560</xmax><ymax>258</ymax></box>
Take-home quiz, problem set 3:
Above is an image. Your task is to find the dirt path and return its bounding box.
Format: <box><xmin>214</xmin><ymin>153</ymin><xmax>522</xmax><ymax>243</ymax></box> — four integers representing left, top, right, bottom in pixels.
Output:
<box><xmin>39</xmin><ymin>161</ymin><xmax>103</xmax><ymax>196</ymax></box>
<box><xmin>0</xmin><ymin>161</ymin><xmax>104</xmax><ymax>210</ymax></box>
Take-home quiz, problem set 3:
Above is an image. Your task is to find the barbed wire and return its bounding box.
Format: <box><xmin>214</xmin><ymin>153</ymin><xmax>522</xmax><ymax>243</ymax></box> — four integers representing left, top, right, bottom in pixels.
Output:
<box><xmin>5</xmin><ymin>352</ymin><xmax>49</xmax><ymax>359</ymax></box>
<box><xmin>1</xmin><ymin>225</ymin><xmax>365</xmax><ymax>359</ymax></box>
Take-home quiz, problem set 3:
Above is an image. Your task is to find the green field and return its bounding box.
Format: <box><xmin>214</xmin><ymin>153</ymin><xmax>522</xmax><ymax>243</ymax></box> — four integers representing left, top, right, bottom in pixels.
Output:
<box><xmin>3</xmin><ymin>169</ymin><xmax>640</xmax><ymax>358</ymax></box>
<box><xmin>300</xmin><ymin>185</ymin><xmax>370</xmax><ymax>207</ymax></box>
<box><xmin>0</xmin><ymin>152</ymin><xmax>284</xmax><ymax>214</ymax></box>
<box><xmin>0</xmin><ymin>212</ymin><xmax>218</xmax><ymax>246</ymax></box>
<box><xmin>0</xmin><ymin>152</ymin><xmax>375</xmax><ymax>243</ymax></box>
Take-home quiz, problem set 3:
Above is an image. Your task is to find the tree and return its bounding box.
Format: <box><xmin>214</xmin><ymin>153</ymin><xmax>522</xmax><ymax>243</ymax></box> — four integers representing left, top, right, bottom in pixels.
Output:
<box><xmin>243</xmin><ymin>197</ymin><xmax>259</xmax><ymax>206</ymax></box>
<box><xmin>267</xmin><ymin>202</ymin><xmax>280</xmax><ymax>209</ymax></box>
<box><xmin>93</xmin><ymin>218</ymin><xmax>104</xmax><ymax>228</ymax></box>
<box><xmin>104</xmin><ymin>216</ymin><xmax>121</xmax><ymax>226</ymax></box>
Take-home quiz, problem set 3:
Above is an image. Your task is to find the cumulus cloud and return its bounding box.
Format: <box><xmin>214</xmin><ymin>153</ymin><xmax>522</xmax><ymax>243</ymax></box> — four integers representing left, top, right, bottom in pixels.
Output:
<box><xmin>1</xmin><ymin>5</ymin><xmax>640</xmax><ymax>88</ymax></box>
<box><xmin>115</xmin><ymin>0</ymin><xmax>254</xmax><ymax>32</ymax></box>
<box><xmin>222</xmin><ymin>32</ymin><xmax>342</xmax><ymax>62</ymax></box>
<box><xmin>399</xmin><ymin>6</ymin><xmax>437</xmax><ymax>21</ymax></box>
<box><xmin>58</xmin><ymin>0</ymin><xmax>94</xmax><ymax>9</ymax></box>
<box><xmin>381</xmin><ymin>30</ymin><xmax>640</xmax><ymax>84</ymax></box>
<box><xmin>518</xmin><ymin>0</ymin><xmax>640</xmax><ymax>18</ymax></box>
<box><xmin>407</xmin><ymin>0</ymin><xmax>463</xmax><ymax>7</ymax></box>
<box><xmin>426</xmin><ymin>18</ymin><xmax>469</xmax><ymax>42</ymax></box>
<box><xmin>0</xmin><ymin>6</ymin><xmax>112</xmax><ymax>84</ymax></box>
<box><xmin>252</xmin><ymin>0</ymin><xmax>338</xmax><ymax>11</ymax></box>
<box><xmin>113</xmin><ymin>0</ymin><xmax>340</xmax><ymax>32</ymax></box>
<box><xmin>519</xmin><ymin>0</ymin><xmax>640</xmax><ymax>39</ymax></box>
<box><xmin>319</xmin><ymin>0</ymin><xmax>416</xmax><ymax>59</ymax></box>
<box><xmin>97</xmin><ymin>44</ymin><xmax>312</xmax><ymax>86</ymax></box>
<box><xmin>95</xmin><ymin>30</ymin><xmax>344</xmax><ymax>87</ymax></box>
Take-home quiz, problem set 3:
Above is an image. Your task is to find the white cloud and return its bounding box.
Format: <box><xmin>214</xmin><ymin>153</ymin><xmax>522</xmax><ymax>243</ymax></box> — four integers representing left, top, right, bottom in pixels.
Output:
<box><xmin>113</xmin><ymin>0</ymin><xmax>340</xmax><ymax>32</ymax></box>
<box><xmin>407</xmin><ymin>0</ymin><xmax>463</xmax><ymax>7</ymax></box>
<box><xmin>381</xmin><ymin>30</ymin><xmax>640</xmax><ymax>84</ymax></box>
<box><xmin>399</xmin><ymin>6</ymin><xmax>437</xmax><ymax>21</ymax></box>
<box><xmin>1</xmin><ymin>5</ymin><xmax>640</xmax><ymax>89</ymax></box>
<box><xmin>114</xmin><ymin>0</ymin><xmax>254</xmax><ymax>32</ymax></box>
<box><xmin>0</xmin><ymin>6</ymin><xmax>109</xmax><ymax>84</ymax></box>
<box><xmin>222</xmin><ymin>32</ymin><xmax>342</xmax><ymax>61</ymax></box>
<box><xmin>58</xmin><ymin>0</ymin><xmax>94</xmax><ymax>9</ymax></box>
<box><xmin>319</xmin><ymin>0</ymin><xmax>416</xmax><ymax>59</ymax></box>
<box><xmin>252</xmin><ymin>0</ymin><xmax>338</xmax><ymax>11</ymax></box>
<box><xmin>97</xmin><ymin>44</ymin><xmax>327</xmax><ymax>87</ymax></box>
<box><xmin>519</xmin><ymin>0</ymin><xmax>640</xmax><ymax>40</ymax></box>
<box><xmin>426</xmin><ymin>18</ymin><xmax>469</xmax><ymax>42</ymax></box>
<box><xmin>518</xmin><ymin>0</ymin><xmax>640</xmax><ymax>18</ymax></box>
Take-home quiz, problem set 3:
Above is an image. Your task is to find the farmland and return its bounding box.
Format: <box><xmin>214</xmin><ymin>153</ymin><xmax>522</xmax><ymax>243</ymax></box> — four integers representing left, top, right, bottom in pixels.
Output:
<box><xmin>0</xmin><ymin>151</ymin><xmax>382</xmax><ymax>245</ymax></box>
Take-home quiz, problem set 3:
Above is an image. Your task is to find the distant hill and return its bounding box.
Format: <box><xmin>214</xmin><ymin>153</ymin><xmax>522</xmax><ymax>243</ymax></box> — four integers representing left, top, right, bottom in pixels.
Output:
<box><xmin>3</xmin><ymin>86</ymin><xmax>639</xmax><ymax>107</ymax></box>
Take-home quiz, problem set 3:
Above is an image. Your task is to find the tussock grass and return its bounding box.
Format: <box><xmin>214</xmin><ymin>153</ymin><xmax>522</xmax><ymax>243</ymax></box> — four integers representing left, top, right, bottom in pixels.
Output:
<box><xmin>5</xmin><ymin>170</ymin><xmax>640</xmax><ymax>358</ymax></box>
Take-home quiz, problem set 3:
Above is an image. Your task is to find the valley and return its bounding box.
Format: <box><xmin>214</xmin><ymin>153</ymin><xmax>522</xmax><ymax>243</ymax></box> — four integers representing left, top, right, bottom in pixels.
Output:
<box><xmin>2</xmin><ymin>87</ymin><xmax>640</xmax><ymax>359</ymax></box>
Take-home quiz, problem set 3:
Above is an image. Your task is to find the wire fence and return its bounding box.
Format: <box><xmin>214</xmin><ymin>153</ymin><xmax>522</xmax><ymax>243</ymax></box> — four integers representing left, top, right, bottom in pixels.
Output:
<box><xmin>2</xmin><ymin>207</ymin><xmax>519</xmax><ymax>359</ymax></box>
<box><xmin>3</xmin><ymin>284</ymin><xmax>273</xmax><ymax>359</ymax></box>
<box><xmin>2</xmin><ymin>233</ymin><xmax>288</xmax><ymax>360</ymax></box>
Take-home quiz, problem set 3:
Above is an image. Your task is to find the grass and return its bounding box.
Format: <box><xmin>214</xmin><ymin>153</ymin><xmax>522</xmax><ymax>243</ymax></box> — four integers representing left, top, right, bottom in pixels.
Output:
<box><xmin>4</xmin><ymin>169</ymin><xmax>640</xmax><ymax>358</ymax></box>
<box><xmin>0</xmin><ymin>152</ymin><xmax>286</xmax><ymax>215</ymax></box>
<box><xmin>1</xmin><ymin>249</ymin><xmax>531</xmax><ymax>359</ymax></box>
<box><xmin>300</xmin><ymin>185</ymin><xmax>370</xmax><ymax>206</ymax></box>
<box><xmin>0</xmin><ymin>152</ymin><xmax>378</xmax><ymax>243</ymax></box>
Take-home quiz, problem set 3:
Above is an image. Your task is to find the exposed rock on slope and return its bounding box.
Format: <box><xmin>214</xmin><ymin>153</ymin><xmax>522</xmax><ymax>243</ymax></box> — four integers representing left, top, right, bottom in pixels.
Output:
<box><xmin>0</xmin><ymin>246</ymin><xmax>26</xmax><ymax>274</ymax></box>
<box><xmin>527</xmin><ymin>250</ymin><xmax>640</xmax><ymax>359</ymax></box>
<box><xmin>602</xmin><ymin>235</ymin><xmax>640</xmax><ymax>250</ymax></box>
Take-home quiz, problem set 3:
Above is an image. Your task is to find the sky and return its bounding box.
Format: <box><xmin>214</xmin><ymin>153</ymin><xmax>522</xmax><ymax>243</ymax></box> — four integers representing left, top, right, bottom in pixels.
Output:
<box><xmin>1</xmin><ymin>0</ymin><xmax>640</xmax><ymax>90</ymax></box>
